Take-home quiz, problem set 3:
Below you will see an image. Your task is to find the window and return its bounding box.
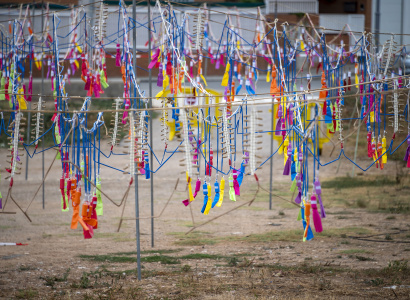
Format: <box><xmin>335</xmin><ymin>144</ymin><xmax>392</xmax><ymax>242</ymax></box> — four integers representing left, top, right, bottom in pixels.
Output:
<box><xmin>344</xmin><ymin>1</ymin><xmax>357</xmax><ymax>13</ymax></box>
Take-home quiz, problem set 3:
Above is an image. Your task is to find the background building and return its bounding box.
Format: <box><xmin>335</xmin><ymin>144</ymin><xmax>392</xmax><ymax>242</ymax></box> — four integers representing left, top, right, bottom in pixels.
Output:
<box><xmin>371</xmin><ymin>0</ymin><xmax>409</xmax><ymax>46</ymax></box>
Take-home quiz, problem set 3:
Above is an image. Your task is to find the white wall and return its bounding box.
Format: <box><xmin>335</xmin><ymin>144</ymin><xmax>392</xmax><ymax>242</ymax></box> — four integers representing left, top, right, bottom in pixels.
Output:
<box><xmin>265</xmin><ymin>0</ymin><xmax>318</xmax><ymax>15</ymax></box>
<box><xmin>371</xmin><ymin>0</ymin><xmax>410</xmax><ymax>47</ymax></box>
<box><xmin>320</xmin><ymin>14</ymin><xmax>365</xmax><ymax>46</ymax></box>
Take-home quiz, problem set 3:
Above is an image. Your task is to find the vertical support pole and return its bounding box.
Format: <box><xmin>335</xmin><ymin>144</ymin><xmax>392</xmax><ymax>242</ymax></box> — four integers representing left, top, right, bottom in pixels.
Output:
<box><xmin>25</xmin><ymin>2</ymin><xmax>34</xmax><ymax>180</ymax></box>
<box><xmin>203</xmin><ymin>9</ymin><xmax>208</xmax><ymax>77</ymax></box>
<box><xmin>148</xmin><ymin>0</ymin><xmax>154</xmax><ymax>248</ymax></box>
<box><xmin>269</xmin><ymin>0</ymin><xmax>278</xmax><ymax>210</ymax></box>
<box><xmin>132</xmin><ymin>0</ymin><xmax>142</xmax><ymax>281</ymax></box>
<box><xmin>134</xmin><ymin>169</ymin><xmax>141</xmax><ymax>281</ymax></box>
<box><xmin>41</xmin><ymin>0</ymin><xmax>45</xmax><ymax>209</ymax></box>
<box><xmin>269</xmin><ymin>106</ymin><xmax>274</xmax><ymax>210</ymax></box>
<box><xmin>269</xmin><ymin>113</ymin><xmax>274</xmax><ymax>208</ymax></box>
<box><xmin>400</xmin><ymin>0</ymin><xmax>404</xmax><ymax>46</ymax></box>
<box><xmin>375</xmin><ymin>0</ymin><xmax>380</xmax><ymax>52</ymax></box>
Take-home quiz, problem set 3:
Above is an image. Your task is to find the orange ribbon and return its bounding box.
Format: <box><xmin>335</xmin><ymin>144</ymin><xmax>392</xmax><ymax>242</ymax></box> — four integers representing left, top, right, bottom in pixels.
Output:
<box><xmin>70</xmin><ymin>188</ymin><xmax>88</xmax><ymax>231</ymax></box>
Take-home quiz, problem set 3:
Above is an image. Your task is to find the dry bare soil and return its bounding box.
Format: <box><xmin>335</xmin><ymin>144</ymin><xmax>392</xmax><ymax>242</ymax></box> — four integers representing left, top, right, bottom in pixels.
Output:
<box><xmin>0</xmin><ymin>144</ymin><xmax>409</xmax><ymax>300</ymax></box>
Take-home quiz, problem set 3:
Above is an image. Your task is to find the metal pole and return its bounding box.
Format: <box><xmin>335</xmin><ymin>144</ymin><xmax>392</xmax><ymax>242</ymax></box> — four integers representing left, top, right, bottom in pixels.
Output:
<box><xmin>375</xmin><ymin>0</ymin><xmax>380</xmax><ymax>52</ymax></box>
<box><xmin>25</xmin><ymin>2</ymin><xmax>34</xmax><ymax>180</ymax></box>
<box><xmin>203</xmin><ymin>9</ymin><xmax>208</xmax><ymax>77</ymax></box>
<box><xmin>134</xmin><ymin>169</ymin><xmax>141</xmax><ymax>280</ymax></box>
<box><xmin>89</xmin><ymin>0</ymin><xmax>96</xmax><ymax>28</ymax></box>
<box><xmin>400</xmin><ymin>0</ymin><xmax>404</xmax><ymax>46</ymax></box>
<box><xmin>132</xmin><ymin>0</ymin><xmax>142</xmax><ymax>281</ymax></box>
<box><xmin>275</xmin><ymin>0</ymin><xmax>278</xmax><ymax>18</ymax></box>
<box><xmin>134</xmin><ymin>170</ymin><xmax>141</xmax><ymax>281</ymax></box>
<box><xmin>148</xmin><ymin>0</ymin><xmax>154</xmax><ymax>248</ymax></box>
<box><xmin>41</xmin><ymin>0</ymin><xmax>45</xmax><ymax>209</ymax></box>
<box><xmin>269</xmin><ymin>106</ymin><xmax>274</xmax><ymax>208</ymax></box>
<box><xmin>269</xmin><ymin>0</ymin><xmax>278</xmax><ymax>210</ymax></box>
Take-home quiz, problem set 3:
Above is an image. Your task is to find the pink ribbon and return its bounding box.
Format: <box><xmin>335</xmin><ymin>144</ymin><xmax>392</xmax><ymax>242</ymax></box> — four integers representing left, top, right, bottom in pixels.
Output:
<box><xmin>233</xmin><ymin>170</ymin><xmax>240</xmax><ymax>196</ymax></box>
<box><xmin>148</xmin><ymin>49</ymin><xmax>160</xmax><ymax>69</ymax></box>
<box><xmin>115</xmin><ymin>44</ymin><xmax>121</xmax><ymax>67</ymax></box>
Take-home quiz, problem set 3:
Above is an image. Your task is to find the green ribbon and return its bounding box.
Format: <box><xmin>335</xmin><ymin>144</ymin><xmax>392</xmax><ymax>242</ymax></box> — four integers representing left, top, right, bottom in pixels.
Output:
<box><xmin>96</xmin><ymin>177</ymin><xmax>103</xmax><ymax>215</ymax></box>
<box><xmin>229</xmin><ymin>174</ymin><xmax>236</xmax><ymax>201</ymax></box>
<box><xmin>61</xmin><ymin>188</ymin><xmax>69</xmax><ymax>212</ymax></box>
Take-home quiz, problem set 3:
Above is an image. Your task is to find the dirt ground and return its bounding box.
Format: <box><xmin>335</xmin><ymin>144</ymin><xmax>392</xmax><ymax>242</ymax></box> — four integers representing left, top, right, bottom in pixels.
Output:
<box><xmin>0</xmin><ymin>127</ymin><xmax>409</xmax><ymax>299</ymax></box>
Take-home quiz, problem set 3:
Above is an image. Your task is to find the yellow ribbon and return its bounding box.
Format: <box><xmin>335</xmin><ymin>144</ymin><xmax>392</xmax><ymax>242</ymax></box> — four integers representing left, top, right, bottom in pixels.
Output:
<box><xmin>187</xmin><ymin>172</ymin><xmax>194</xmax><ymax>202</ymax></box>
<box><xmin>166</xmin><ymin>119</ymin><xmax>176</xmax><ymax>141</ymax></box>
<box><xmin>200</xmin><ymin>74</ymin><xmax>207</xmax><ymax>86</ymax></box>
<box><xmin>221</xmin><ymin>63</ymin><xmax>230</xmax><ymax>87</ymax></box>
<box><xmin>382</xmin><ymin>137</ymin><xmax>387</xmax><ymax>164</ymax></box>
<box><xmin>372</xmin><ymin>138</ymin><xmax>378</xmax><ymax>162</ymax></box>
<box><xmin>17</xmin><ymin>88</ymin><xmax>27</xmax><ymax>109</ymax></box>
<box><xmin>216</xmin><ymin>177</ymin><xmax>225</xmax><ymax>207</ymax></box>
<box><xmin>163</xmin><ymin>74</ymin><xmax>169</xmax><ymax>88</ymax></box>
<box><xmin>156</xmin><ymin>90</ymin><xmax>164</xmax><ymax>98</ymax></box>
<box><xmin>204</xmin><ymin>184</ymin><xmax>213</xmax><ymax>215</ymax></box>
<box><xmin>75</xmin><ymin>43</ymin><xmax>82</xmax><ymax>53</ymax></box>
<box><xmin>370</xmin><ymin>111</ymin><xmax>375</xmax><ymax>123</ymax></box>
<box><xmin>283</xmin><ymin>137</ymin><xmax>289</xmax><ymax>166</ymax></box>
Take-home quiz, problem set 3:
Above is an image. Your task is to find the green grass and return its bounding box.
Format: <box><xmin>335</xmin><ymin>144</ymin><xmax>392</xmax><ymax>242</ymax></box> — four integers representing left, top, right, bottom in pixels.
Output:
<box><xmin>356</xmin><ymin>199</ymin><xmax>368</xmax><ymax>208</ymax></box>
<box><xmin>18</xmin><ymin>265</ymin><xmax>36</xmax><ymax>271</ymax></box>
<box><xmin>15</xmin><ymin>289</ymin><xmax>38</xmax><ymax>299</ymax></box>
<box><xmin>79</xmin><ymin>251</ymin><xmax>256</xmax><ymax>268</ymax></box>
<box><xmin>173</xmin><ymin>238</ymin><xmax>217</xmax><ymax>246</ymax></box>
<box><xmin>168</xmin><ymin>231</ymin><xmax>217</xmax><ymax>246</ymax></box>
<box><xmin>361</xmin><ymin>260</ymin><xmax>409</xmax><ymax>284</ymax></box>
<box><xmin>114</xmin><ymin>249</ymin><xmax>182</xmax><ymax>256</ymax></box>
<box><xmin>322</xmin><ymin>176</ymin><xmax>396</xmax><ymax>189</ymax></box>
<box><xmin>177</xmin><ymin>221</ymin><xmax>195</xmax><ymax>228</ymax></box>
<box><xmin>85</xmin><ymin>265</ymin><xmax>174</xmax><ymax>280</ymax></box>
<box><xmin>354</xmin><ymin>255</ymin><xmax>375</xmax><ymax>261</ymax></box>
<box><xmin>40</xmin><ymin>268</ymin><xmax>71</xmax><ymax>288</ymax></box>
<box><xmin>79</xmin><ymin>254</ymin><xmax>139</xmax><ymax>263</ymax></box>
<box><xmin>232</xmin><ymin>253</ymin><xmax>256</xmax><ymax>257</ymax></box>
<box><xmin>181</xmin><ymin>264</ymin><xmax>191</xmax><ymax>272</ymax></box>
<box><xmin>372</xmin><ymin>200</ymin><xmax>410</xmax><ymax>214</ymax></box>
<box><xmin>384</xmin><ymin>260</ymin><xmax>408</xmax><ymax>273</ymax></box>
<box><xmin>79</xmin><ymin>254</ymin><xmax>180</xmax><ymax>264</ymax></box>
<box><xmin>142</xmin><ymin>255</ymin><xmax>180</xmax><ymax>264</ymax></box>
<box><xmin>318</xmin><ymin>175</ymin><xmax>410</xmax><ymax>213</ymax></box>
<box><xmin>180</xmin><ymin>253</ymin><xmax>226</xmax><ymax>260</ymax></box>
<box><xmin>366</xmin><ymin>278</ymin><xmax>385</xmax><ymax>286</ymax></box>
<box><xmin>339</xmin><ymin>249</ymin><xmax>371</xmax><ymax>254</ymax></box>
